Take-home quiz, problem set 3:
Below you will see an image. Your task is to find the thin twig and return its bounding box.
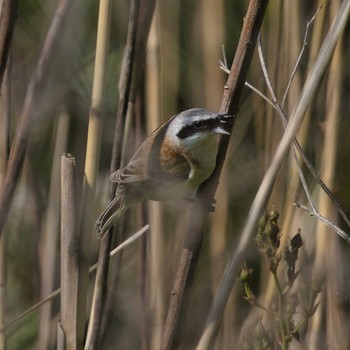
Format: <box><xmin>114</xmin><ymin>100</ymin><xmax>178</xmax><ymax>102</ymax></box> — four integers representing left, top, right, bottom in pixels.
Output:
<box><xmin>198</xmin><ymin>2</ymin><xmax>350</xmax><ymax>348</ymax></box>
<box><xmin>89</xmin><ymin>225</ymin><xmax>150</xmax><ymax>272</ymax></box>
<box><xmin>162</xmin><ymin>1</ymin><xmax>270</xmax><ymax>349</ymax></box>
<box><xmin>245</xmin><ymin>82</ymin><xmax>276</xmax><ymax>109</ymax></box>
<box><xmin>258</xmin><ymin>35</ymin><xmax>280</xmax><ymax>105</ymax></box>
<box><xmin>294</xmin><ymin>202</ymin><xmax>350</xmax><ymax>243</ymax></box>
<box><xmin>89</xmin><ymin>0</ymin><xmax>140</xmax><ymax>340</ymax></box>
<box><xmin>282</xmin><ymin>6</ymin><xmax>322</xmax><ymax>108</ymax></box>
<box><xmin>0</xmin><ymin>224</ymin><xmax>150</xmax><ymax>333</ymax></box>
<box><xmin>257</xmin><ymin>37</ymin><xmax>314</xmax><ymax>199</ymax></box>
<box><xmin>0</xmin><ymin>0</ymin><xmax>73</xmax><ymax>236</ymax></box>
<box><xmin>224</xmin><ymin>41</ymin><xmax>350</xmax><ymax>237</ymax></box>
<box><xmin>249</xmin><ymin>79</ymin><xmax>350</xmax><ymax>240</ymax></box>
<box><xmin>257</xmin><ymin>34</ymin><xmax>350</xmax><ymax>241</ymax></box>
<box><xmin>0</xmin><ymin>289</ymin><xmax>62</xmax><ymax>333</ymax></box>
<box><xmin>297</xmin><ymin>143</ymin><xmax>350</xmax><ymax>229</ymax></box>
<box><xmin>90</xmin><ymin>0</ymin><xmax>155</xmax><ymax>348</ymax></box>
<box><xmin>221</xmin><ymin>53</ymin><xmax>276</xmax><ymax>110</ymax></box>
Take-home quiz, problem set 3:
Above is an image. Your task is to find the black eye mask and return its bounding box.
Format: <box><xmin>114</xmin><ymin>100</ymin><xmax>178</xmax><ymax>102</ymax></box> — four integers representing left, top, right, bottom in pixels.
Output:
<box><xmin>177</xmin><ymin>117</ymin><xmax>221</xmax><ymax>139</ymax></box>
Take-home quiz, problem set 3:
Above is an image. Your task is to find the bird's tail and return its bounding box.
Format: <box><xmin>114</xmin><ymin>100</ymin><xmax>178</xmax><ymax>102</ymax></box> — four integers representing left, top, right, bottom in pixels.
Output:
<box><xmin>95</xmin><ymin>194</ymin><xmax>125</xmax><ymax>238</ymax></box>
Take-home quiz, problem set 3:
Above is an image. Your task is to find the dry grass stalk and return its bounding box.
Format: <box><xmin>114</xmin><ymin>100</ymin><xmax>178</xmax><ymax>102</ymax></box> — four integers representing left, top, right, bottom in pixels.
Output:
<box><xmin>89</xmin><ymin>0</ymin><xmax>155</xmax><ymax>347</ymax></box>
<box><xmin>57</xmin><ymin>321</ymin><xmax>66</xmax><ymax>350</ymax></box>
<box><xmin>278</xmin><ymin>0</ymin><xmax>327</xmax><ymax>251</ymax></box>
<box><xmin>279</xmin><ymin>1</ymin><xmax>326</xmax><ymax>262</ymax></box>
<box><xmin>0</xmin><ymin>63</ymin><xmax>11</xmax><ymax>350</ymax></box>
<box><xmin>161</xmin><ymin>1</ymin><xmax>270</xmax><ymax>349</ymax></box>
<box><xmin>81</xmin><ymin>0</ymin><xmax>113</xmax><ymax>348</ymax></box>
<box><xmin>0</xmin><ymin>0</ymin><xmax>18</xmax><ymax>89</ymax></box>
<box><xmin>198</xmin><ymin>1</ymin><xmax>350</xmax><ymax>348</ymax></box>
<box><xmin>0</xmin><ymin>21</ymin><xmax>74</xmax><ymax>346</ymax></box>
<box><xmin>255</xmin><ymin>4</ymin><xmax>323</xmax><ymax>316</ymax></box>
<box><xmin>158</xmin><ymin>1</ymin><xmax>180</xmax><ymax>118</ymax></box>
<box><xmin>0</xmin><ymin>225</ymin><xmax>149</xmax><ymax>336</ymax></box>
<box><xmin>91</xmin><ymin>0</ymin><xmax>140</xmax><ymax>340</ymax></box>
<box><xmin>0</xmin><ymin>0</ymin><xmax>73</xmax><ymax>237</ymax></box>
<box><xmin>200</xmin><ymin>0</ymin><xmax>231</xmax><ymax>346</ymax></box>
<box><xmin>308</xmin><ymin>2</ymin><xmax>348</xmax><ymax>348</ymax></box>
<box><xmin>60</xmin><ymin>153</ymin><xmax>79</xmax><ymax>349</ymax></box>
<box><xmin>146</xmin><ymin>7</ymin><xmax>165</xmax><ymax>350</ymax></box>
<box><xmin>2</xmin><ymin>1</ymin><xmax>350</xmax><ymax>348</ymax></box>
<box><xmin>39</xmin><ymin>112</ymin><xmax>69</xmax><ymax>349</ymax></box>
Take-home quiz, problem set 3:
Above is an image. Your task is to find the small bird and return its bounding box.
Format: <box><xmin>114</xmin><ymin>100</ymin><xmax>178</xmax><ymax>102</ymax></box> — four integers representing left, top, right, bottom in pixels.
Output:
<box><xmin>95</xmin><ymin>108</ymin><xmax>233</xmax><ymax>237</ymax></box>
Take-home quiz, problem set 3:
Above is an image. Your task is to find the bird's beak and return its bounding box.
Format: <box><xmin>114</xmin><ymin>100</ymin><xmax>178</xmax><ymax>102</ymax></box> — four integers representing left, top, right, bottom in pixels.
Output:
<box><xmin>213</xmin><ymin>126</ymin><xmax>230</xmax><ymax>135</ymax></box>
<box><xmin>215</xmin><ymin>113</ymin><xmax>234</xmax><ymax>135</ymax></box>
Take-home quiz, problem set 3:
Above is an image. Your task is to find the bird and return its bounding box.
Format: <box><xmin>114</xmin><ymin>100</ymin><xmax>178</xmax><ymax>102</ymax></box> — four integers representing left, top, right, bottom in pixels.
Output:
<box><xmin>95</xmin><ymin>108</ymin><xmax>233</xmax><ymax>238</ymax></box>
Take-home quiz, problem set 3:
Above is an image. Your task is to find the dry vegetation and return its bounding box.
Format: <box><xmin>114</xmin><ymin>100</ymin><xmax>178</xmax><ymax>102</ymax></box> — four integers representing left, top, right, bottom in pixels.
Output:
<box><xmin>0</xmin><ymin>0</ymin><xmax>350</xmax><ymax>349</ymax></box>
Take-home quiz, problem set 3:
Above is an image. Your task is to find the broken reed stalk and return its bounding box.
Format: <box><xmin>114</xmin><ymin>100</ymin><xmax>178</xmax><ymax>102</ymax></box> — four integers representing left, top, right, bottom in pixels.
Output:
<box><xmin>0</xmin><ymin>0</ymin><xmax>73</xmax><ymax>237</ymax></box>
<box><xmin>39</xmin><ymin>112</ymin><xmax>69</xmax><ymax>350</ymax></box>
<box><xmin>60</xmin><ymin>154</ymin><xmax>79</xmax><ymax>349</ymax></box>
<box><xmin>161</xmin><ymin>1</ymin><xmax>270</xmax><ymax>349</ymax></box>
<box><xmin>0</xmin><ymin>225</ymin><xmax>149</xmax><ymax>334</ymax></box>
<box><xmin>197</xmin><ymin>1</ymin><xmax>350</xmax><ymax>349</ymax></box>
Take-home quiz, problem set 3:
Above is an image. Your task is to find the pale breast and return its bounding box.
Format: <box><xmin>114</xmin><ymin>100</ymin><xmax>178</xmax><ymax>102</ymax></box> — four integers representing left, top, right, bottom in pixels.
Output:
<box><xmin>186</xmin><ymin>136</ymin><xmax>217</xmax><ymax>188</ymax></box>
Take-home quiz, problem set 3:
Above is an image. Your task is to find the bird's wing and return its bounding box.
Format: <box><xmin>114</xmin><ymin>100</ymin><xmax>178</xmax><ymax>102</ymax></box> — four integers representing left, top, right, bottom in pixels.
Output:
<box><xmin>110</xmin><ymin>115</ymin><xmax>191</xmax><ymax>185</ymax></box>
<box><xmin>110</xmin><ymin>139</ymin><xmax>152</xmax><ymax>184</ymax></box>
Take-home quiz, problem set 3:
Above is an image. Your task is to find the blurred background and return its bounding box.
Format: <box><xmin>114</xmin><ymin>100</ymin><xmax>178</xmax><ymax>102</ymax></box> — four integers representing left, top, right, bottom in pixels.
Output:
<box><xmin>1</xmin><ymin>0</ymin><xmax>350</xmax><ymax>349</ymax></box>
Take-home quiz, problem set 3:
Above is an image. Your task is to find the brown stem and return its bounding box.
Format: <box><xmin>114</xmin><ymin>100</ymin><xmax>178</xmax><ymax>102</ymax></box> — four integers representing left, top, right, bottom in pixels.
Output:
<box><xmin>0</xmin><ymin>0</ymin><xmax>18</xmax><ymax>90</ymax></box>
<box><xmin>161</xmin><ymin>1</ymin><xmax>269</xmax><ymax>349</ymax></box>
<box><xmin>91</xmin><ymin>0</ymin><xmax>155</xmax><ymax>348</ymax></box>
<box><xmin>0</xmin><ymin>0</ymin><xmax>73</xmax><ymax>237</ymax></box>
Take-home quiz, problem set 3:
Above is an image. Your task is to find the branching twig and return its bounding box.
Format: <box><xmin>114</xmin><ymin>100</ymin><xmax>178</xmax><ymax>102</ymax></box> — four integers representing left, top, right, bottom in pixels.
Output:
<box><xmin>282</xmin><ymin>6</ymin><xmax>322</xmax><ymax>108</ymax></box>
<box><xmin>257</xmin><ymin>35</ymin><xmax>280</xmax><ymax>106</ymax></box>
<box><xmin>245</xmin><ymin>81</ymin><xmax>276</xmax><ymax>109</ymax></box>
<box><xmin>249</xmin><ymin>77</ymin><xmax>350</xmax><ymax>240</ymax></box>
<box><xmin>222</xmin><ymin>30</ymin><xmax>350</xmax><ymax>241</ymax></box>
<box><xmin>198</xmin><ymin>2</ymin><xmax>350</xmax><ymax>349</ymax></box>
<box><xmin>220</xmin><ymin>15</ymin><xmax>350</xmax><ymax>243</ymax></box>
<box><xmin>251</xmin><ymin>77</ymin><xmax>350</xmax><ymax>241</ymax></box>
<box><xmin>294</xmin><ymin>202</ymin><xmax>350</xmax><ymax>243</ymax></box>
<box><xmin>257</xmin><ymin>29</ymin><xmax>350</xmax><ymax>242</ymax></box>
<box><xmin>0</xmin><ymin>224</ymin><xmax>150</xmax><ymax>333</ymax></box>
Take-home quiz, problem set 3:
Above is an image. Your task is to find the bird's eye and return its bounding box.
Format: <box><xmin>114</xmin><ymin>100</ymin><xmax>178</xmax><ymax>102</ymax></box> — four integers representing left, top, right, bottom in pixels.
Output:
<box><xmin>193</xmin><ymin>121</ymin><xmax>201</xmax><ymax>128</ymax></box>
